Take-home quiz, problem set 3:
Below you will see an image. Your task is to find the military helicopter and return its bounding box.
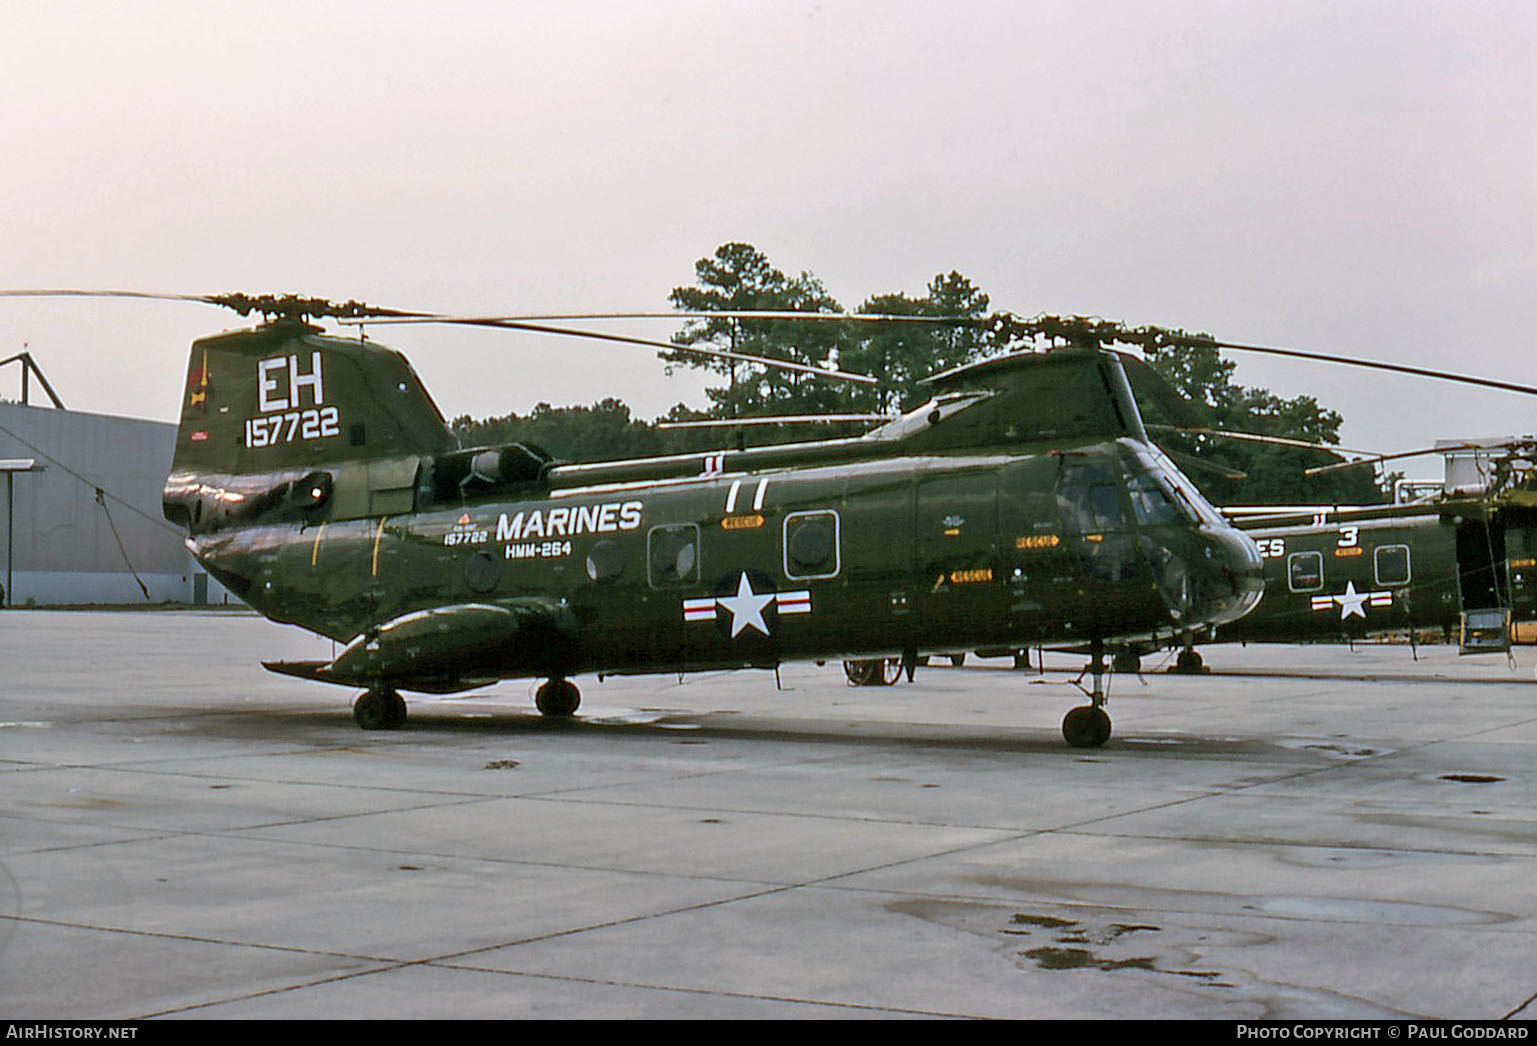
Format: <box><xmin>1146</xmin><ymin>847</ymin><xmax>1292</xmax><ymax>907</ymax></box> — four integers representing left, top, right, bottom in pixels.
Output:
<box><xmin>12</xmin><ymin>290</ymin><xmax>1521</xmax><ymax>746</ymax></box>
<box><xmin>0</xmin><ymin>290</ymin><xmax>1277</xmax><ymax>748</ymax></box>
<box><xmin>1073</xmin><ymin>428</ymin><xmax>1537</xmax><ymax>676</ymax></box>
<box><xmin>1213</xmin><ymin>440</ymin><xmax>1537</xmax><ymax>653</ymax></box>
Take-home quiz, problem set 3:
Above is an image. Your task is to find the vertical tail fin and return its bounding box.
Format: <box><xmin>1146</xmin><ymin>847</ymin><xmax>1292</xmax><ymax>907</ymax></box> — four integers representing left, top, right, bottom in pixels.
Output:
<box><xmin>164</xmin><ymin>321</ymin><xmax>457</xmax><ymax>529</ymax></box>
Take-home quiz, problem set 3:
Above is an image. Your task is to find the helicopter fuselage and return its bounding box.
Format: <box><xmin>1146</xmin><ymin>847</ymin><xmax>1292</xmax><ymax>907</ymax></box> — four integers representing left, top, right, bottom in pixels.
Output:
<box><xmin>185</xmin><ymin>436</ymin><xmax>1262</xmax><ymax>691</ymax></box>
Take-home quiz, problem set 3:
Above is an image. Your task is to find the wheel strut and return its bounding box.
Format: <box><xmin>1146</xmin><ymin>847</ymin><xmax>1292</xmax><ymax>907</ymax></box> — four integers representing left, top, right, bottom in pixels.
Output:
<box><xmin>1062</xmin><ymin>641</ymin><xmax>1112</xmax><ymax>748</ymax></box>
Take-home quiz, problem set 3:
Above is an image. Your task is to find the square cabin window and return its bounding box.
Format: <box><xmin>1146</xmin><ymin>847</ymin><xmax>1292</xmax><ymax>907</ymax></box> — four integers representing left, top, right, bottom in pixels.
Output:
<box><xmin>1288</xmin><ymin>550</ymin><xmax>1324</xmax><ymax>593</ymax></box>
<box><xmin>783</xmin><ymin>510</ymin><xmax>840</xmax><ymax>580</ymax></box>
<box><xmin>1375</xmin><ymin>544</ymin><xmax>1411</xmax><ymax>587</ymax></box>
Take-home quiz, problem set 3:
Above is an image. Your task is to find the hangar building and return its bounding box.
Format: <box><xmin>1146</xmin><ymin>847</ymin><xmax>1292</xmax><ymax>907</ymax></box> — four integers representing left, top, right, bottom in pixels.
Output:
<box><xmin>0</xmin><ymin>401</ymin><xmax>228</xmax><ymax>606</ymax></box>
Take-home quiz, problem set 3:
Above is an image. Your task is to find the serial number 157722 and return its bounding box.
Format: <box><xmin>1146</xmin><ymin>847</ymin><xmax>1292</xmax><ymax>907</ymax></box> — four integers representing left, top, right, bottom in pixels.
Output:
<box><xmin>245</xmin><ymin>407</ymin><xmax>341</xmax><ymax>448</ymax></box>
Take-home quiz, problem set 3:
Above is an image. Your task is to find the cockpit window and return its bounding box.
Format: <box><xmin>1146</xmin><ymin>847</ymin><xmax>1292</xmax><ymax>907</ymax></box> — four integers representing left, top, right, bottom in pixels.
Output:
<box><xmin>1123</xmin><ymin>470</ymin><xmax>1182</xmax><ymax>526</ymax></box>
<box><xmin>1131</xmin><ymin>444</ymin><xmax>1222</xmax><ymax>527</ymax></box>
<box><xmin>1057</xmin><ymin>461</ymin><xmax>1128</xmax><ymax>533</ymax></box>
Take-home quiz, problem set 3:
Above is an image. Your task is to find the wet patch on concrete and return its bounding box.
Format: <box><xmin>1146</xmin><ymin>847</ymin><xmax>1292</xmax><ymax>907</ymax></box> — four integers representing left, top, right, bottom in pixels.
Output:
<box><xmin>1238</xmin><ymin>895</ymin><xmax>1497</xmax><ymax>926</ymax></box>
<box><xmin>1004</xmin><ymin>911</ymin><xmax>1232</xmax><ymax>985</ymax></box>
<box><xmin>1440</xmin><ymin>773</ymin><xmax>1504</xmax><ymax>784</ymax></box>
<box><xmin>888</xmin><ymin>899</ymin><xmax>1240</xmax><ymax>990</ymax></box>
<box><xmin>1276</xmin><ymin>737</ymin><xmax>1383</xmax><ymax>759</ymax></box>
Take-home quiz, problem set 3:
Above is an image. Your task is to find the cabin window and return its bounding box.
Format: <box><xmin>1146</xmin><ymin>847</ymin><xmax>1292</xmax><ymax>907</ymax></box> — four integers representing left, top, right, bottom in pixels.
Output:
<box><xmin>586</xmin><ymin>539</ymin><xmax>626</xmax><ymax>584</ymax></box>
<box><xmin>784</xmin><ymin>510</ymin><xmax>840</xmax><ymax>580</ymax></box>
<box><xmin>648</xmin><ymin>524</ymin><xmax>700</xmax><ymax>587</ymax></box>
<box><xmin>1375</xmin><ymin>544</ymin><xmax>1411</xmax><ymax>587</ymax></box>
<box><xmin>464</xmin><ymin>550</ymin><xmax>500</xmax><ymax>594</ymax></box>
<box><xmin>1288</xmin><ymin>550</ymin><xmax>1324</xmax><ymax>592</ymax></box>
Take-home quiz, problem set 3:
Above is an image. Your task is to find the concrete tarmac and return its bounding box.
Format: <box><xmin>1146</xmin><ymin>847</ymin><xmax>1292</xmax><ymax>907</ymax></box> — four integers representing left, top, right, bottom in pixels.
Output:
<box><xmin>3</xmin><ymin>609</ymin><xmax>1536</xmax><ymax>1020</ymax></box>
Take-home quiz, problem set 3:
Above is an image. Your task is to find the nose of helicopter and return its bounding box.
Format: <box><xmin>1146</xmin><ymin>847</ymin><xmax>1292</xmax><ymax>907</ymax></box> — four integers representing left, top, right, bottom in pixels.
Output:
<box><xmin>1202</xmin><ymin>524</ymin><xmax>1266</xmax><ymax>626</ymax></box>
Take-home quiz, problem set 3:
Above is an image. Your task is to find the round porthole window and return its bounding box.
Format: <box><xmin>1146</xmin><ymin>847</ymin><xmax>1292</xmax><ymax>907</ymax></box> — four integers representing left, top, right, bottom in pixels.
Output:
<box><xmin>586</xmin><ymin>539</ymin><xmax>625</xmax><ymax>583</ymax></box>
<box><xmin>789</xmin><ymin>518</ymin><xmax>834</xmax><ymax>573</ymax></box>
<box><xmin>464</xmin><ymin>550</ymin><xmax>500</xmax><ymax>593</ymax></box>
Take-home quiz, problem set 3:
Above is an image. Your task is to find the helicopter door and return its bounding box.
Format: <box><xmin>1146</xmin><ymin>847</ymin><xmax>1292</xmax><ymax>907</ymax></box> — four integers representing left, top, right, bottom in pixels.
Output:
<box><xmin>915</xmin><ymin>469</ymin><xmax>1000</xmax><ymax>644</ymax></box>
<box><xmin>1454</xmin><ymin>517</ymin><xmax>1510</xmax><ymax>654</ymax></box>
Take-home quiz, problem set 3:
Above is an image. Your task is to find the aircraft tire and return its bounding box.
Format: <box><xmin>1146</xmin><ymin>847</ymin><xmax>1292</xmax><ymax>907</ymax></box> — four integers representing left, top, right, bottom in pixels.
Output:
<box><xmin>354</xmin><ymin>688</ymin><xmax>407</xmax><ymax>730</ymax></box>
<box><xmin>1111</xmin><ymin>651</ymin><xmax>1140</xmax><ymax>674</ymax></box>
<box><xmin>843</xmin><ymin>659</ymin><xmax>900</xmax><ymax>686</ymax></box>
<box><xmin>1062</xmin><ymin>705</ymin><xmax>1111</xmax><ymax>748</ymax></box>
<box><xmin>1174</xmin><ymin>649</ymin><xmax>1206</xmax><ymax>674</ymax></box>
<box><xmin>536</xmin><ymin>678</ymin><xmax>581</xmax><ymax>717</ymax></box>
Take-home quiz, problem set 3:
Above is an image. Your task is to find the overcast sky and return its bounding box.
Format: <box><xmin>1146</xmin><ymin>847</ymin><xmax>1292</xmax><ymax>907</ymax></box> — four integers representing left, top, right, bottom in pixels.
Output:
<box><xmin>2</xmin><ymin>0</ymin><xmax>1532</xmax><ymax>478</ymax></box>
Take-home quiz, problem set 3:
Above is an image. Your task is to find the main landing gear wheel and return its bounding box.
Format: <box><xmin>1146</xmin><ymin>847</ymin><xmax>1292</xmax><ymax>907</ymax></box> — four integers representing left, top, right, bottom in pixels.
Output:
<box><xmin>1174</xmin><ymin>648</ymin><xmax>1206</xmax><ymax>674</ymax></box>
<box><xmin>1062</xmin><ymin>705</ymin><xmax>1112</xmax><ymax>748</ymax></box>
<box><xmin>353</xmin><ymin>687</ymin><xmax>407</xmax><ymax>730</ymax></box>
<box><xmin>535</xmin><ymin>678</ymin><xmax>581</xmax><ymax>717</ymax></box>
<box><xmin>1111</xmin><ymin>651</ymin><xmax>1141</xmax><ymax>674</ymax></box>
<box><xmin>842</xmin><ymin>658</ymin><xmax>902</xmax><ymax>686</ymax></box>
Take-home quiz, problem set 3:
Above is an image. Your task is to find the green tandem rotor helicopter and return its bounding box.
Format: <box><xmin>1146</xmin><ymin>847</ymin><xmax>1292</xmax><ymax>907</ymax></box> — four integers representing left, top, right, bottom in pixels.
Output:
<box><xmin>7</xmin><ymin>291</ymin><xmax>1533</xmax><ymax>747</ymax></box>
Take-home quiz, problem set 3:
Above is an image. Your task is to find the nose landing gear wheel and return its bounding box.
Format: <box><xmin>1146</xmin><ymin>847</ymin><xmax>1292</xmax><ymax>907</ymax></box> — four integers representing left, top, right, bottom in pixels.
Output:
<box><xmin>536</xmin><ymin>678</ymin><xmax>581</xmax><ymax>717</ymax></box>
<box><xmin>353</xmin><ymin>688</ymin><xmax>407</xmax><ymax>730</ymax></box>
<box><xmin>1062</xmin><ymin>705</ymin><xmax>1112</xmax><ymax>748</ymax></box>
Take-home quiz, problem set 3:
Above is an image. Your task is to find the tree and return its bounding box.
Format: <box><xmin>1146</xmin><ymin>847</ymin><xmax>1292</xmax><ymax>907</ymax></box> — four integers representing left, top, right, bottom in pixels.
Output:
<box><xmin>667</xmin><ymin>242</ymin><xmax>851</xmax><ymax>419</ymax></box>
<box><xmin>1143</xmin><ymin>343</ymin><xmax>1388</xmax><ymax>505</ymax></box>
<box><xmin>452</xmin><ymin>399</ymin><xmax>665</xmax><ymax>463</ymax></box>
<box><xmin>843</xmin><ymin>272</ymin><xmax>990</xmax><ymax>414</ymax></box>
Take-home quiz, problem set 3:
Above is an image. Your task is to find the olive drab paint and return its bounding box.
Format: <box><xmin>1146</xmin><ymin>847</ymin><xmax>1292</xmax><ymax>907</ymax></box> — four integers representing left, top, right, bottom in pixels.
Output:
<box><xmin>161</xmin><ymin>318</ymin><xmax>1266</xmax><ymax>743</ymax></box>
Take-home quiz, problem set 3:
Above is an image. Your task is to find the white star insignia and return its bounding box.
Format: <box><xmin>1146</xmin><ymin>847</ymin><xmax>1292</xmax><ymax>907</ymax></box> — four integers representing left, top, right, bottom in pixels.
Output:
<box><xmin>716</xmin><ymin>572</ymin><xmax>776</xmax><ymax>637</ymax></box>
<box><xmin>1334</xmin><ymin>580</ymin><xmax>1369</xmax><ymax>620</ymax></box>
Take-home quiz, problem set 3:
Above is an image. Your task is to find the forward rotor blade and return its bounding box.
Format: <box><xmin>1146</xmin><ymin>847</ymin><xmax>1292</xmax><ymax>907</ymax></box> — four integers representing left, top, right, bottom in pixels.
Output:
<box><xmin>1304</xmin><ymin>441</ymin><xmax>1520</xmax><ymax>477</ymax></box>
<box><xmin>987</xmin><ymin>313</ymin><xmax>1537</xmax><ymax>399</ymax></box>
<box><xmin>1202</xmin><ymin>338</ymin><xmax>1537</xmax><ymax>399</ymax></box>
<box><xmin>1161</xmin><ymin>448</ymin><xmax>1247</xmax><ymax>481</ymax></box>
<box><xmin>0</xmin><ymin>288</ymin><xmax>219</xmax><ymax>306</ymax></box>
<box><xmin>1153</xmin><ymin>425</ymin><xmax>1378</xmax><ymax>459</ymax></box>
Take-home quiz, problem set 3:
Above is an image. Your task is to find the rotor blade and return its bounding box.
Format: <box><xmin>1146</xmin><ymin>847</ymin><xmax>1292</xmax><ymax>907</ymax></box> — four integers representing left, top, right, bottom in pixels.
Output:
<box><xmin>355</xmin><ymin>315</ymin><xmax>881</xmax><ymax>386</ymax></box>
<box><xmin>987</xmin><ymin>313</ymin><xmax>1537</xmax><ymax>399</ymax></box>
<box><xmin>656</xmin><ymin>413</ymin><xmax>893</xmax><ymax>429</ymax></box>
<box><xmin>1304</xmin><ymin>442</ymin><xmax>1507</xmax><ymax>477</ymax></box>
<box><xmin>356</xmin><ymin>311</ymin><xmax>965</xmax><ymax>325</ymax></box>
<box><xmin>0</xmin><ymin>288</ymin><xmax>220</xmax><ymax>306</ymax></box>
<box><xmin>1160</xmin><ymin>447</ymin><xmax>1248</xmax><ymax>482</ymax></box>
<box><xmin>0</xmin><ymin>288</ymin><xmax>429</xmax><ymax>321</ymax></box>
<box><xmin>1152</xmin><ymin>425</ymin><xmax>1379</xmax><ymax>459</ymax></box>
<box><xmin>1202</xmin><ymin>338</ymin><xmax>1537</xmax><ymax>398</ymax></box>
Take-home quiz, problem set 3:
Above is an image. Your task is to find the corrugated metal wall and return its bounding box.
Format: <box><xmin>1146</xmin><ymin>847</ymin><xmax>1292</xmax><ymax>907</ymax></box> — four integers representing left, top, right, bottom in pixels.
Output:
<box><xmin>0</xmin><ymin>403</ymin><xmax>230</xmax><ymax>605</ymax></box>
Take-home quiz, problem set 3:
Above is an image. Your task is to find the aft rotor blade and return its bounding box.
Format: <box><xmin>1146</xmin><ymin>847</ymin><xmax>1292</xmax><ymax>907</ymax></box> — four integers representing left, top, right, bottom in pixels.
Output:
<box><xmin>657</xmin><ymin>413</ymin><xmax>893</xmax><ymax>429</ymax></box>
<box><xmin>358</xmin><ymin>310</ymin><xmax>965</xmax><ymax>324</ymax></box>
<box><xmin>0</xmin><ymin>288</ymin><xmax>430</xmax><ymax>321</ymax></box>
<box><xmin>353</xmin><ymin>315</ymin><xmax>881</xmax><ymax>386</ymax></box>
